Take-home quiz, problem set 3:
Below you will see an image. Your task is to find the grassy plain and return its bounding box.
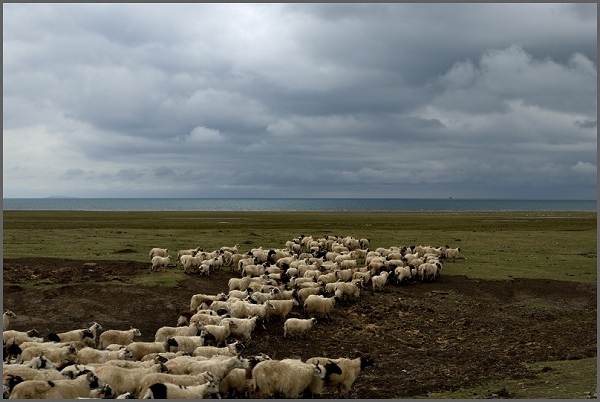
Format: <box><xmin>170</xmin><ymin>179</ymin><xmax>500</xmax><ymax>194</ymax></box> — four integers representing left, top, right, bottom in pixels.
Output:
<box><xmin>3</xmin><ymin>210</ymin><xmax>597</xmax><ymax>283</ymax></box>
<box><xmin>2</xmin><ymin>210</ymin><xmax>598</xmax><ymax>399</ymax></box>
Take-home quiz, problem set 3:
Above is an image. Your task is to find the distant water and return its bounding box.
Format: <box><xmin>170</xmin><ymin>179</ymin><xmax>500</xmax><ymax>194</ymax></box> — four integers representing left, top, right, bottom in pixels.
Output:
<box><xmin>2</xmin><ymin>198</ymin><xmax>597</xmax><ymax>212</ymax></box>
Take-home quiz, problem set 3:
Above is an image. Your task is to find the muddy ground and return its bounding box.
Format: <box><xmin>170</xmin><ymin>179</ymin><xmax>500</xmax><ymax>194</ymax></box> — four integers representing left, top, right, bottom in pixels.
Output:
<box><xmin>3</xmin><ymin>257</ymin><xmax>597</xmax><ymax>398</ymax></box>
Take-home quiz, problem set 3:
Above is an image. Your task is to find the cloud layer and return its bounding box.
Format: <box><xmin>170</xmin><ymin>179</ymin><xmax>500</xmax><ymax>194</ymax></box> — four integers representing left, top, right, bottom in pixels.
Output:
<box><xmin>3</xmin><ymin>3</ymin><xmax>597</xmax><ymax>199</ymax></box>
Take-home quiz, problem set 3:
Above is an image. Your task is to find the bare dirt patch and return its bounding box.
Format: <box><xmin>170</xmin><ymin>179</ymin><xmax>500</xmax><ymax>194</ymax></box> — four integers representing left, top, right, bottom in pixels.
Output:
<box><xmin>3</xmin><ymin>257</ymin><xmax>597</xmax><ymax>398</ymax></box>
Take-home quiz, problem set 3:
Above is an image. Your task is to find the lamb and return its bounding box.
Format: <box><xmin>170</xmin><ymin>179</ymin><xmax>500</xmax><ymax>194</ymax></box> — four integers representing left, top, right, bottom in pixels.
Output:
<box><xmin>127</xmin><ymin>341</ymin><xmax>168</xmax><ymax>361</ymax></box>
<box><xmin>283</xmin><ymin>318</ymin><xmax>317</xmax><ymax>339</ymax></box>
<box><xmin>192</xmin><ymin>341</ymin><xmax>245</xmax><ymax>358</ymax></box>
<box><xmin>142</xmin><ymin>378</ymin><xmax>220</xmax><ymax>399</ymax></box>
<box><xmin>155</xmin><ymin>322</ymin><xmax>203</xmax><ymax>342</ymax></box>
<box><xmin>75</xmin><ymin>347</ymin><xmax>133</xmax><ymax>365</ymax></box>
<box><xmin>306</xmin><ymin>352</ymin><xmax>375</xmax><ymax>397</ymax></box>
<box><xmin>219</xmin><ymin>316</ymin><xmax>261</xmax><ymax>342</ymax></box>
<box><xmin>444</xmin><ymin>245</ymin><xmax>461</xmax><ymax>261</ymax></box>
<box><xmin>304</xmin><ymin>295</ymin><xmax>336</xmax><ymax>321</ymax></box>
<box><xmin>149</xmin><ymin>247</ymin><xmax>169</xmax><ymax>260</ymax></box>
<box><xmin>8</xmin><ymin>370</ymin><xmax>107</xmax><ymax>399</ymax></box>
<box><xmin>151</xmin><ymin>255</ymin><xmax>172</xmax><ymax>272</ymax></box>
<box><xmin>251</xmin><ymin>359</ymin><xmax>334</xmax><ymax>398</ymax></box>
<box><xmin>166</xmin><ymin>336</ymin><xmax>206</xmax><ymax>354</ymax></box>
<box><xmin>94</xmin><ymin>363</ymin><xmax>167</xmax><ymax>396</ymax></box>
<box><xmin>371</xmin><ymin>271</ymin><xmax>390</xmax><ymax>292</ymax></box>
<box><xmin>3</xmin><ymin>310</ymin><xmax>16</xmax><ymax>332</ymax></box>
<box><xmin>98</xmin><ymin>327</ymin><xmax>142</xmax><ymax>350</ymax></box>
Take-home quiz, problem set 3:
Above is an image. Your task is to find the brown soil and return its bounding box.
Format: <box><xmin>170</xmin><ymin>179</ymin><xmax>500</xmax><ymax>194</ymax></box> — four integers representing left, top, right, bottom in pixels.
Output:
<box><xmin>3</xmin><ymin>257</ymin><xmax>597</xmax><ymax>398</ymax></box>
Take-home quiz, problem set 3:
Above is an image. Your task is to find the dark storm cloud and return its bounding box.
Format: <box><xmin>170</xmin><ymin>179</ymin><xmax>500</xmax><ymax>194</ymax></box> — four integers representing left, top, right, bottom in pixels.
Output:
<box><xmin>3</xmin><ymin>3</ymin><xmax>596</xmax><ymax>199</ymax></box>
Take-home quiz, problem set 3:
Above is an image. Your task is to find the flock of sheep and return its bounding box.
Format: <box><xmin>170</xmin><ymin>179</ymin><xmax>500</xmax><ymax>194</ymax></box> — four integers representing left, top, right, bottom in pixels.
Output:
<box><xmin>3</xmin><ymin>234</ymin><xmax>460</xmax><ymax>399</ymax></box>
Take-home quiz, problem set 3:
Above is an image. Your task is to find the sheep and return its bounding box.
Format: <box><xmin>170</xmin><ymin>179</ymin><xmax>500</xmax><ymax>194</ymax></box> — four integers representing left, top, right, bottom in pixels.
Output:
<box><xmin>220</xmin><ymin>316</ymin><xmax>262</xmax><ymax>342</ymax></box>
<box><xmin>178</xmin><ymin>247</ymin><xmax>200</xmax><ymax>261</ymax></box>
<box><xmin>3</xmin><ymin>373</ymin><xmax>24</xmax><ymax>399</ymax></box>
<box><xmin>48</xmin><ymin>328</ymin><xmax>94</xmax><ymax>344</ymax></box>
<box><xmin>164</xmin><ymin>355</ymin><xmax>249</xmax><ymax>380</ymax></box>
<box><xmin>83</xmin><ymin>322</ymin><xmax>102</xmax><ymax>348</ymax></box>
<box><xmin>149</xmin><ymin>247</ymin><xmax>169</xmax><ymax>260</ymax></box>
<box><xmin>142</xmin><ymin>378</ymin><xmax>220</xmax><ymax>399</ymax></box>
<box><xmin>19</xmin><ymin>343</ymin><xmax>78</xmax><ymax>366</ymax></box>
<box><xmin>418</xmin><ymin>262</ymin><xmax>442</xmax><ymax>282</ymax></box>
<box><xmin>189</xmin><ymin>311</ymin><xmax>227</xmax><ymax>327</ymax></box>
<box><xmin>306</xmin><ymin>352</ymin><xmax>375</xmax><ymax>397</ymax></box>
<box><xmin>304</xmin><ymin>294</ymin><xmax>336</xmax><ymax>321</ymax></box>
<box><xmin>192</xmin><ymin>341</ymin><xmax>246</xmax><ymax>358</ymax></box>
<box><xmin>189</xmin><ymin>293</ymin><xmax>228</xmax><ymax>312</ymax></box>
<box><xmin>151</xmin><ymin>255</ymin><xmax>171</xmax><ymax>272</ymax></box>
<box><xmin>3</xmin><ymin>340</ymin><xmax>22</xmax><ymax>363</ymax></box>
<box><xmin>135</xmin><ymin>370</ymin><xmax>216</xmax><ymax>399</ymax></box>
<box><xmin>444</xmin><ymin>245</ymin><xmax>461</xmax><ymax>261</ymax></box>
<box><xmin>93</xmin><ymin>362</ymin><xmax>167</xmax><ymax>396</ymax></box>
<box><xmin>127</xmin><ymin>341</ymin><xmax>168</xmax><ymax>361</ymax></box>
<box><xmin>180</xmin><ymin>254</ymin><xmax>204</xmax><ymax>273</ymax></box>
<box><xmin>3</xmin><ymin>310</ymin><xmax>16</xmax><ymax>332</ymax></box>
<box><xmin>3</xmin><ymin>329</ymin><xmax>42</xmax><ymax>345</ymax></box>
<box><xmin>8</xmin><ymin>370</ymin><xmax>107</xmax><ymax>399</ymax></box>
<box><xmin>294</xmin><ymin>287</ymin><xmax>323</xmax><ymax>305</ymax></box>
<box><xmin>3</xmin><ymin>358</ymin><xmax>64</xmax><ymax>383</ymax></box>
<box><xmin>217</xmin><ymin>354</ymin><xmax>271</xmax><ymax>398</ymax></box>
<box><xmin>251</xmin><ymin>359</ymin><xmax>332</xmax><ymax>399</ymax></box>
<box><xmin>166</xmin><ymin>336</ymin><xmax>206</xmax><ymax>354</ymax></box>
<box><xmin>371</xmin><ymin>271</ymin><xmax>390</xmax><ymax>292</ymax></box>
<box><xmin>265</xmin><ymin>299</ymin><xmax>299</xmax><ymax>322</ymax></box>
<box><xmin>75</xmin><ymin>347</ymin><xmax>133</xmax><ymax>365</ymax></box>
<box><xmin>199</xmin><ymin>321</ymin><xmax>235</xmax><ymax>347</ymax></box>
<box><xmin>154</xmin><ymin>322</ymin><xmax>203</xmax><ymax>342</ymax></box>
<box><xmin>332</xmin><ymin>282</ymin><xmax>361</xmax><ymax>303</ymax></box>
<box><xmin>283</xmin><ymin>318</ymin><xmax>317</xmax><ymax>339</ymax></box>
<box><xmin>394</xmin><ymin>265</ymin><xmax>415</xmax><ymax>284</ymax></box>
<box><xmin>98</xmin><ymin>327</ymin><xmax>141</xmax><ymax>350</ymax></box>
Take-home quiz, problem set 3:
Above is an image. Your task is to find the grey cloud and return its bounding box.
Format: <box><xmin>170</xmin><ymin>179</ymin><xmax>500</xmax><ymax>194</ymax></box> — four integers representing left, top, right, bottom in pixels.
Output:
<box><xmin>575</xmin><ymin>120</ymin><xmax>597</xmax><ymax>129</ymax></box>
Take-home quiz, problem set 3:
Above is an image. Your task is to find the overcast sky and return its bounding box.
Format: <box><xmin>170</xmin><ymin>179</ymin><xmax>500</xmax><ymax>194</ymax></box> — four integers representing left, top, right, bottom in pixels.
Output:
<box><xmin>3</xmin><ymin>3</ymin><xmax>597</xmax><ymax>199</ymax></box>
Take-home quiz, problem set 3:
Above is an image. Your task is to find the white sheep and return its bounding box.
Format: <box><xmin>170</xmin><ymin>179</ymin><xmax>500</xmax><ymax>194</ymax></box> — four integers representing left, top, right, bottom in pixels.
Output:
<box><xmin>154</xmin><ymin>322</ymin><xmax>203</xmax><ymax>342</ymax></box>
<box><xmin>93</xmin><ymin>362</ymin><xmax>166</xmax><ymax>396</ymax></box>
<box><xmin>371</xmin><ymin>271</ymin><xmax>390</xmax><ymax>291</ymax></box>
<box><xmin>164</xmin><ymin>355</ymin><xmax>249</xmax><ymax>380</ymax></box>
<box><xmin>75</xmin><ymin>346</ymin><xmax>133</xmax><ymax>365</ymax></box>
<box><xmin>220</xmin><ymin>316</ymin><xmax>262</xmax><ymax>342</ymax></box>
<box><xmin>48</xmin><ymin>327</ymin><xmax>94</xmax><ymax>344</ymax></box>
<box><xmin>3</xmin><ymin>329</ymin><xmax>42</xmax><ymax>345</ymax></box>
<box><xmin>394</xmin><ymin>266</ymin><xmax>414</xmax><ymax>284</ymax></box>
<box><xmin>150</xmin><ymin>255</ymin><xmax>171</xmax><ymax>271</ymax></box>
<box><xmin>251</xmin><ymin>359</ymin><xmax>328</xmax><ymax>398</ymax></box>
<box><xmin>180</xmin><ymin>254</ymin><xmax>204</xmax><ymax>273</ymax></box>
<box><xmin>8</xmin><ymin>370</ymin><xmax>107</xmax><ymax>399</ymax></box>
<box><xmin>3</xmin><ymin>310</ymin><xmax>16</xmax><ymax>332</ymax></box>
<box><xmin>189</xmin><ymin>293</ymin><xmax>228</xmax><ymax>312</ymax></box>
<box><xmin>200</xmin><ymin>321</ymin><xmax>235</xmax><ymax>347</ymax></box>
<box><xmin>265</xmin><ymin>299</ymin><xmax>299</xmax><ymax>322</ymax></box>
<box><xmin>98</xmin><ymin>327</ymin><xmax>141</xmax><ymax>350</ymax></box>
<box><xmin>306</xmin><ymin>352</ymin><xmax>375</xmax><ymax>397</ymax></box>
<box><xmin>303</xmin><ymin>295</ymin><xmax>336</xmax><ymax>321</ymax></box>
<box><xmin>166</xmin><ymin>336</ymin><xmax>206</xmax><ymax>354</ymax></box>
<box><xmin>444</xmin><ymin>245</ymin><xmax>461</xmax><ymax>261</ymax></box>
<box><xmin>149</xmin><ymin>247</ymin><xmax>169</xmax><ymax>260</ymax></box>
<box><xmin>192</xmin><ymin>341</ymin><xmax>245</xmax><ymax>358</ymax></box>
<box><xmin>19</xmin><ymin>343</ymin><xmax>78</xmax><ymax>365</ymax></box>
<box><xmin>142</xmin><ymin>378</ymin><xmax>219</xmax><ymax>399</ymax></box>
<box><xmin>283</xmin><ymin>317</ymin><xmax>317</xmax><ymax>338</ymax></box>
<box><xmin>135</xmin><ymin>370</ymin><xmax>215</xmax><ymax>398</ymax></box>
<box><xmin>83</xmin><ymin>322</ymin><xmax>103</xmax><ymax>348</ymax></box>
<box><xmin>125</xmin><ymin>341</ymin><xmax>168</xmax><ymax>361</ymax></box>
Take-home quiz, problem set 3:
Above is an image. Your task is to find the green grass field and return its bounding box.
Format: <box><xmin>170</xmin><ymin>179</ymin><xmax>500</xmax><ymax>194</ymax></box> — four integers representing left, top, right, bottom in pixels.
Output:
<box><xmin>3</xmin><ymin>210</ymin><xmax>597</xmax><ymax>283</ymax></box>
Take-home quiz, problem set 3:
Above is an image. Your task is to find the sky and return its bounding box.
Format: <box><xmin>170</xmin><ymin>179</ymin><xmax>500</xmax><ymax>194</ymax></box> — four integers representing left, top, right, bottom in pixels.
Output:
<box><xmin>3</xmin><ymin>3</ymin><xmax>597</xmax><ymax>199</ymax></box>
